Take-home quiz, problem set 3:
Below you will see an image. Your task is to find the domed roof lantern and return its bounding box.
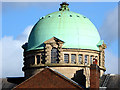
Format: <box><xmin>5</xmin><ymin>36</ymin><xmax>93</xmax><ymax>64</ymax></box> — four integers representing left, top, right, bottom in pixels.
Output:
<box><xmin>59</xmin><ymin>2</ymin><xmax>70</xmax><ymax>11</ymax></box>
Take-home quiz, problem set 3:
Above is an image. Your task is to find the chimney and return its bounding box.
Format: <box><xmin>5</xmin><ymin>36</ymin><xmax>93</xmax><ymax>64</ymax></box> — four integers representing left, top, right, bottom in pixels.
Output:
<box><xmin>90</xmin><ymin>64</ymin><xmax>100</xmax><ymax>89</ymax></box>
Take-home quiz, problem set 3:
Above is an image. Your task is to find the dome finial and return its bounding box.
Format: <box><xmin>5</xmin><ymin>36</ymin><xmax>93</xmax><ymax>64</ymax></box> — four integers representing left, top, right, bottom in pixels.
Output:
<box><xmin>59</xmin><ymin>2</ymin><xmax>70</xmax><ymax>11</ymax></box>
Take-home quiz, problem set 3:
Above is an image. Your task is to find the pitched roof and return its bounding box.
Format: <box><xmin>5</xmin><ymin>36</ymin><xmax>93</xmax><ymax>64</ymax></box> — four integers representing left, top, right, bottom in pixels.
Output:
<box><xmin>100</xmin><ymin>74</ymin><xmax>120</xmax><ymax>89</ymax></box>
<box><xmin>1</xmin><ymin>78</ymin><xmax>17</xmax><ymax>89</ymax></box>
<box><xmin>44</xmin><ymin>37</ymin><xmax>64</xmax><ymax>44</ymax></box>
<box><xmin>13</xmin><ymin>67</ymin><xmax>83</xmax><ymax>89</ymax></box>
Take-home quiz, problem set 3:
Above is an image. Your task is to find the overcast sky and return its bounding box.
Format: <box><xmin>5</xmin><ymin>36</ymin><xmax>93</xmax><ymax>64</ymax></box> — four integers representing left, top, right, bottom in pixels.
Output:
<box><xmin>0</xmin><ymin>2</ymin><xmax>118</xmax><ymax>78</ymax></box>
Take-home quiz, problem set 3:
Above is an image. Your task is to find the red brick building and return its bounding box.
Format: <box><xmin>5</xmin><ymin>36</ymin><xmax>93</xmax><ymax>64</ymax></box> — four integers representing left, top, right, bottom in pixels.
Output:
<box><xmin>13</xmin><ymin>67</ymin><xmax>84</xmax><ymax>89</ymax></box>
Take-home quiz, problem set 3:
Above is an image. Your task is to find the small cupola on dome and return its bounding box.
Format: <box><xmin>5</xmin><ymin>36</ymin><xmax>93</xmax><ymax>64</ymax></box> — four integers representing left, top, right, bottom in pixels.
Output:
<box><xmin>59</xmin><ymin>2</ymin><xmax>70</xmax><ymax>11</ymax></box>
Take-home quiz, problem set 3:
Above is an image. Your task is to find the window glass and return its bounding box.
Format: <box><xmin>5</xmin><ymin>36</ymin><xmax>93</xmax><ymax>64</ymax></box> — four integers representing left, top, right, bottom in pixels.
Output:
<box><xmin>78</xmin><ymin>54</ymin><xmax>82</xmax><ymax>64</ymax></box>
<box><xmin>51</xmin><ymin>48</ymin><xmax>58</xmax><ymax>63</ymax></box>
<box><xmin>90</xmin><ymin>56</ymin><xmax>93</xmax><ymax>65</ymax></box>
<box><xmin>85</xmin><ymin>55</ymin><xmax>88</xmax><ymax>65</ymax></box>
<box><xmin>37</xmin><ymin>55</ymin><xmax>40</xmax><ymax>64</ymax></box>
<box><xmin>71</xmin><ymin>54</ymin><xmax>76</xmax><ymax>64</ymax></box>
<box><xmin>64</xmin><ymin>54</ymin><xmax>69</xmax><ymax>63</ymax></box>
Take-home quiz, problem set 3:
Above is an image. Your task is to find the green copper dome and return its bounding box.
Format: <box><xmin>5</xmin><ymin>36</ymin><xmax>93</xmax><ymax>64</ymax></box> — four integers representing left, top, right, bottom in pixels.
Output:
<box><xmin>27</xmin><ymin>3</ymin><xmax>101</xmax><ymax>51</ymax></box>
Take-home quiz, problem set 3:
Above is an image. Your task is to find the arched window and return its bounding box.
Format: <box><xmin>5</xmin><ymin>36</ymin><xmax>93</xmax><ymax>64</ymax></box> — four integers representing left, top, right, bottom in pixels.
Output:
<box><xmin>51</xmin><ymin>48</ymin><xmax>58</xmax><ymax>63</ymax></box>
<box><xmin>78</xmin><ymin>54</ymin><xmax>83</xmax><ymax>64</ymax></box>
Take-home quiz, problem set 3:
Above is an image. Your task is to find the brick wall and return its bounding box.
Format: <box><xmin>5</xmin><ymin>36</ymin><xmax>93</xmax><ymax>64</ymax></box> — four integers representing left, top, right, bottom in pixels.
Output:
<box><xmin>90</xmin><ymin>64</ymin><xmax>100</xmax><ymax>89</ymax></box>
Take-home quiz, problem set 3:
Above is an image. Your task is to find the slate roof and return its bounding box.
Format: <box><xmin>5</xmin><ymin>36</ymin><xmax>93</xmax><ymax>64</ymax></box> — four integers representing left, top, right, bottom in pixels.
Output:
<box><xmin>1</xmin><ymin>78</ymin><xmax>17</xmax><ymax>89</ymax></box>
<box><xmin>100</xmin><ymin>74</ymin><xmax>120</xmax><ymax>89</ymax></box>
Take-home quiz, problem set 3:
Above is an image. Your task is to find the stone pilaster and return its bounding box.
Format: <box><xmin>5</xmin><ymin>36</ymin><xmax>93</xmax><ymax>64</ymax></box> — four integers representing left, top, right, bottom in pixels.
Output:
<box><xmin>39</xmin><ymin>54</ymin><xmax>41</xmax><ymax>64</ymax></box>
<box><xmin>45</xmin><ymin>44</ymin><xmax>51</xmax><ymax>63</ymax></box>
<box><xmin>69</xmin><ymin>54</ymin><xmax>71</xmax><ymax>63</ymax></box>
<box><xmin>87</xmin><ymin>55</ymin><xmax>89</xmax><ymax>65</ymax></box>
<box><xmin>76</xmin><ymin>53</ymin><xmax>78</xmax><ymax>64</ymax></box>
<box><xmin>58</xmin><ymin>43</ymin><xmax>64</xmax><ymax>63</ymax></box>
<box><xmin>102</xmin><ymin>49</ymin><xmax>105</xmax><ymax>67</ymax></box>
<box><xmin>85</xmin><ymin>67</ymin><xmax>90</xmax><ymax>88</ymax></box>
<box><xmin>35</xmin><ymin>55</ymin><xmax>37</xmax><ymax>65</ymax></box>
<box><xmin>97</xmin><ymin>55</ymin><xmax>99</xmax><ymax>66</ymax></box>
<box><xmin>100</xmin><ymin>51</ymin><xmax>103</xmax><ymax>67</ymax></box>
<box><xmin>98</xmin><ymin>42</ymin><xmax>106</xmax><ymax>67</ymax></box>
<box><xmin>82</xmin><ymin>54</ymin><xmax>85</xmax><ymax>65</ymax></box>
<box><xmin>89</xmin><ymin>55</ymin><xmax>91</xmax><ymax>65</ymax></box>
